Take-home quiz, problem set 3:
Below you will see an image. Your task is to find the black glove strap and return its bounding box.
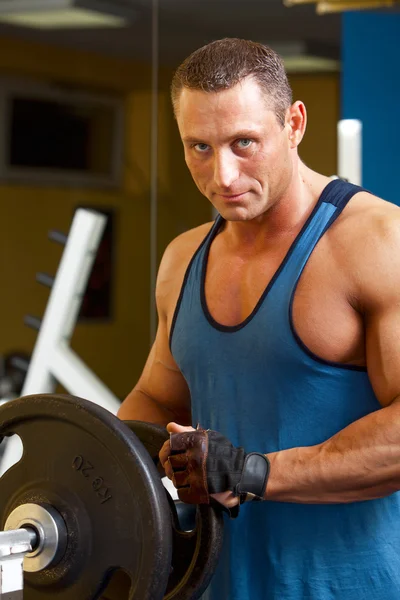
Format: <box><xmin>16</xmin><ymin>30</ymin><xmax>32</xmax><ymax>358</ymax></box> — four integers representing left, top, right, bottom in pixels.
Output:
<box><xmin>234</xmin><ymin>452</ymin><xmax>270</xmax><ymax>501</ymax></box>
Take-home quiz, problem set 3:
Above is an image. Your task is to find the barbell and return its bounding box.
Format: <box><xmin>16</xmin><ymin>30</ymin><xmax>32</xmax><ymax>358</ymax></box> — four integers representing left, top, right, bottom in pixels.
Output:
<box><xmin>0</xmin><ymin>394</ymin><xmax>224</xmax><ymax>599</ymax></box>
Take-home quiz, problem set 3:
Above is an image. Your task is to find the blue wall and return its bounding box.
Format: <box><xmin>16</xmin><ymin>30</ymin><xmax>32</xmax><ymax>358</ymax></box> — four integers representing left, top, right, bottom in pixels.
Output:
<box><xmin>342</xmin><ymin>12</ymin><xmax>400</xmax><ymax>204</ymax></box>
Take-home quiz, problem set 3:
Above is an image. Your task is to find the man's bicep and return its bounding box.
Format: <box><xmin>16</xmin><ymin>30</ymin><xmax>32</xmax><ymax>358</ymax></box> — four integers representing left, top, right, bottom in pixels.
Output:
<box><xmin>142</xmin><ymin>318</ymin><xmax>191</xmax><ymax>413</ymax></box>
<box><xmin>366</xmin><ymin>303</ymin><xmax>400</xmax><ymax>408</ymax></box>
<box><xmin>354</xmin><ymin>210</ymin><xmax>400</xmax><ymax>409</ymax></box>
<box><xmin>119</xmin><ymin>316</ymin><xmax>191</xmax><ymax>424</ymax></box>
<box><xmin>119</xmin><ymin>230</ymin><xmax>204</xmax><ymax>424</ymax></box>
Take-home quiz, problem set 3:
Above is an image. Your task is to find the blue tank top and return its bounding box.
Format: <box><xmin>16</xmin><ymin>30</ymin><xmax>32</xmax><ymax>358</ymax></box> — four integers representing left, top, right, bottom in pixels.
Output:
<box><xmin>170</xmin><ymin>179</ymin><xmax>400</xmax><ymax>600</ymax></box>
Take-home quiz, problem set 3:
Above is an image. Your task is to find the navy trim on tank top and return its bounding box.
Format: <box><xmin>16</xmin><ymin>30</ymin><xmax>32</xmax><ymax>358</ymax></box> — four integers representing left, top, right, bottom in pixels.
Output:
<box><xmin>170</xmin><ymin>179</ymin><xmax>368</xmax><ymax>358</ymax></box>
<box><xmin>288</xmin><ymin>179</ymin><xmax>368</xmax><ymax>372</ymax></box>
<box><xmin>168</xmin><ymin>218</ymin><xmax>220</xmax><ymax>351</ymax></box>
<box><xmin>200</xmin><ymin>179</ymin><xmax>352</xmax><ymax>333</ymax></box>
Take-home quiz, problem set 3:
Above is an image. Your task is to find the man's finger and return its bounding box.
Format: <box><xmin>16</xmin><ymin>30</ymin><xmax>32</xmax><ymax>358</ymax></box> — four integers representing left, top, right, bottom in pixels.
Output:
<box><xmin>210</xmin><ymin>491</ymin><xmax>240</xmax><ymax>509</ymax></box>
<box><xmin>163</xmin><ymin>459</ymin><xmax>174</xmax><ymax>480</ymax></box>
<box><xmin>172</xmin><ymin>469</ymin><xmax>189</xmax><ymax>487</ymax></box>
<box><xmin>158</xmin><ymin>439</ymin><xmax>171</xmax><ymax>468</ymax></box>
<box><xmin>169</xmin><ymin>453</ymin><xmax>188</xmax><ymax>469</ymax></box>
<box><xmin>166</xmin><ymin>422</ymin><xmax>196</xmax><ymax>434</ymax></box>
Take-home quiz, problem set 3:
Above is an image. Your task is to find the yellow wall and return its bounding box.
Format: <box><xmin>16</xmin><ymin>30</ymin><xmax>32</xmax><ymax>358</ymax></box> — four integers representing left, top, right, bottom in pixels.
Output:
<box><xmin>290</xmin><ymin>73</ymin><xmax>339</xmax><ymax>176</ymax></box>
<box><xmin>0</xmin><ymin>36</ymin><xmax>208</xmax><ymax>400</ymax></box>
<box><xmin>0</xmin><ymin>35</ymin><xmax>339</xmax><ymax>400</ymax></box>
<box><xmin>0</xmin><ymin>36</ymin><xmax>153</xmax><ymax>399</ymax></box>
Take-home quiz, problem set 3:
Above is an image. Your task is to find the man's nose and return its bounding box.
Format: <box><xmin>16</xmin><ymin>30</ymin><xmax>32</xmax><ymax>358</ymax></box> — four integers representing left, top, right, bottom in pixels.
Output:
<box><xmin>213</xmin><ymin>151</ymin><xmax>239</xmax><ymax>190</ymax></box>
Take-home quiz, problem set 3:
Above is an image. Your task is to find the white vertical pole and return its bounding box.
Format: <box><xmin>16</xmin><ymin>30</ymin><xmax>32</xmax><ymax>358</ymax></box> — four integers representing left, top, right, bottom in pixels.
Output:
<box><xmin>338</xmin><ymin>119</ymin><xmax>363</xmax><ymax>186</ymax></box>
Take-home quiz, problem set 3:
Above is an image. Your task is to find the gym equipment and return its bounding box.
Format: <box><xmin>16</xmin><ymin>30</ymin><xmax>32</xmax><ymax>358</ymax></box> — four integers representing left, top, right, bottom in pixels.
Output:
<box><xmin>0</xmin><ymin>394</ymin><xmax>224</xmax><ymax>599</ymax></box>
<box><xmin>1</xmin><ymin>208</ymin><xmax>120</xmax><ymax>478</ymax></box>
<box><xmin>0</xmin><ymin>352</ymin><xmax>29</xmax><ymax>400</ymax></box>
<box><xmin>20</xmin><ymin>209</ymin><xmax>119</xmax><ymax>412</ymax></box>
<box><xmin>124</xmin><ymin>420</ymin><xmax>224</xmax><ymax>599</ymax></box>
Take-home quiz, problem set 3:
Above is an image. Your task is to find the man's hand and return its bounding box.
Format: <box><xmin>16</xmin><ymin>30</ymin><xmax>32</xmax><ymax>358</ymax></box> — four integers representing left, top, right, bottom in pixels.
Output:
<box><xmin>159</xmin><ymin>423</ymin><xmax>238</xmax><ymax>509</ymax></box>
<box><xmin>159</xmin><ymin>423</ymin><xmax>270</xmax><ymax>510</ymax></box>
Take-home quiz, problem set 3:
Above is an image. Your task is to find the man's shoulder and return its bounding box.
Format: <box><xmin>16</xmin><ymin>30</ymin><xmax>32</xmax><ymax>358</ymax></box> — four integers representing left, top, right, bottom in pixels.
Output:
<box><xmin>338</xmin><ymin>191</ymin><xmax>400</xmax><ymax>242</ymax></box>
<box><xmin>164</xmin><ymin>221</ymin><xmax>215</xmax><ymax>261</ymax></box>
<box><xmin>334</xmin><ymin>191</ymin><xmax>400</xmax><ymax>306</ymax></box>
<box><xmin>160</xmin><ymin>221</ymin><xmax>215</xmax><ymax>275</ymax></box>
<box><xmin>156</xmin><ymin>221</ymin><xmax>215</xmax><ymax>308</ymax></box>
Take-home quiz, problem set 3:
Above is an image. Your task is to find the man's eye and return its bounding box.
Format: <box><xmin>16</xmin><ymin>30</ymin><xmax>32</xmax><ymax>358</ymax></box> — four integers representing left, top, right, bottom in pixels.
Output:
<box><xmin>194</xmin><ymin>143</ymin><xmax>210</xmax><ymax>152</ymax></box>
<box><xmin>236</xmin><ymin>139</ymin><xmax>253</xmax><ymax>149</ymax></box>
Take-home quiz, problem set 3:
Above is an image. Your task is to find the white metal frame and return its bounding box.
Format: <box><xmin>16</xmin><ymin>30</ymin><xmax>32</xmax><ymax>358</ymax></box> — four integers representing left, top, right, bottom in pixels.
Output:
<box><xmin>21</xmin><ymin>208</ymin><xmax>120</xmax><ymax>410</ymax></box>
<box><xmin>0</xmin><ymin>208</ymin><xmax>120</xmax><ymax>475</ymax></box>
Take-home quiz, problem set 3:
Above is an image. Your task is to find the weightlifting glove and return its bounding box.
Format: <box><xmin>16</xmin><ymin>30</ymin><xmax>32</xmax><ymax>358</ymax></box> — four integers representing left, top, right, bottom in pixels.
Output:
<box><xmin>168</xmin><ymin>428</ymin><xmax>270</xmax><ymax>508</ymax></box>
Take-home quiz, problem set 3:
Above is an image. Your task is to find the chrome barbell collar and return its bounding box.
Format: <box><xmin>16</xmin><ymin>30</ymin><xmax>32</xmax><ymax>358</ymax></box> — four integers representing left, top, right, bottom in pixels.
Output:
<box><xmin>4</xmin><ymin>503</ymin><xmax>67</xmax><ymax>572</ymax></box>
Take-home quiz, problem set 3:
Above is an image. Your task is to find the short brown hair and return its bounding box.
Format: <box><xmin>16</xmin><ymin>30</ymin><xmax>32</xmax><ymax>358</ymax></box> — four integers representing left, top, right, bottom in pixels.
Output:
<box><xmin>171</xmin><ymin>38</ymin><xmax>293</xmax><ymax>126</ymax></box>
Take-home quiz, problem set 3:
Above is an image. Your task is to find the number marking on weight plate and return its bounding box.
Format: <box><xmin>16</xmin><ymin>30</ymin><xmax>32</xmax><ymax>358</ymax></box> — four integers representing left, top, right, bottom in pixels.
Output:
<box><xmin>72</xmin><ymin>455</ymin><xmax>113</xmax><ymax>504</ymax></box>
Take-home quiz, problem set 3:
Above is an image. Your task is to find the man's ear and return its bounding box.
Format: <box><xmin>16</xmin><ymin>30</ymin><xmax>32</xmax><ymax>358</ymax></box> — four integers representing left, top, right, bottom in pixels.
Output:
<box><xmin>286</xmin><ymin>101</ymin><xmax>307</xmax><ymax>149</ymax></box>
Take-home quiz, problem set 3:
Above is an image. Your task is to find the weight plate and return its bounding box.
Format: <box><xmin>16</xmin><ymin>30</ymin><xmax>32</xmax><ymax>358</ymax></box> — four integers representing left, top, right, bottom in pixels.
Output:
<box><xmin>0</xmin><ymin>394</ymin><xmax>172</xmax><ymax>600</ymax></box>
<box><xmin>124</xmin><ymin>421</ymin><xmax>224</xmax><ymax>600</ymax></box>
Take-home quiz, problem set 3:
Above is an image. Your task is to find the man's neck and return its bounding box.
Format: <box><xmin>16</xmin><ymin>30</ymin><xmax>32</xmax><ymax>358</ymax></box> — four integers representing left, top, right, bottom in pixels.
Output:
<box><xmin>223</xmin><ymin>166</ymin><xmax>331</xmax><ymax>253</ymax></box>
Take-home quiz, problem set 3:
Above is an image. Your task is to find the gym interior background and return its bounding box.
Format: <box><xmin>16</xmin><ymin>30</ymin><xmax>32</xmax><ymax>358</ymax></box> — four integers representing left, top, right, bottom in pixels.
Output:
<box><xmin>0</xmin><ymin>0</ymin><xmax>398</xmax><ymax>402</ymax></box>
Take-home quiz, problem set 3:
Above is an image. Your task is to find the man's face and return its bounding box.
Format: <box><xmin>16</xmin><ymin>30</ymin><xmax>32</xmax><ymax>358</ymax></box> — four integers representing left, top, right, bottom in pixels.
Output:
<box><xmin>176</xmin><ymin>77</ymin><xmax>297</xmax><ymax>222</ymax></box>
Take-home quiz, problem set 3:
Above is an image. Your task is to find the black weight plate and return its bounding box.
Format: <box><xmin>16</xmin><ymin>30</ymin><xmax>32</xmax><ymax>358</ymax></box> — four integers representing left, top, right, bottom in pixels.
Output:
<box><xmin>124</xmin><ymin>421</ymin><xmax>224</xmax><ymax>600</ymax></box>
<box><xmin>165</xmin><ymin>503</ymin><xmax>224</xmax><ymax>600</ymax></box>
<box><xmin>0</xmin><ymin>394</ymin><xmax>172</xmax><ymax>600</ymax></box>
<box><xmin>124</xmin><ymin>420</ymin><xmax>169</xmax><ymax>464</ymax></box>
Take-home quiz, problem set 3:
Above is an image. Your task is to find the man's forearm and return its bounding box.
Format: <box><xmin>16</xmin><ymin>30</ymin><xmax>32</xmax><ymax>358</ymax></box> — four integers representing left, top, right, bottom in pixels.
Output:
<box><xmin>118</xmin><ymin>388</ymin><xmax>186</xmax><ymax>426</ymax></box>
<box><xmin>265</xmin><ymin>398</ymin><xmax>400</xmax><ymax>503</ymax></box>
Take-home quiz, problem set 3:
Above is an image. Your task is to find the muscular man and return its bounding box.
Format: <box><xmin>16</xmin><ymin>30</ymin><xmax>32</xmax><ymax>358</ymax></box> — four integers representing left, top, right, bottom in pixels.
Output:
<box><xmin>118</xmin><ymin>38</ymin><xmax>400</xmax><ymax>599</ymax></box>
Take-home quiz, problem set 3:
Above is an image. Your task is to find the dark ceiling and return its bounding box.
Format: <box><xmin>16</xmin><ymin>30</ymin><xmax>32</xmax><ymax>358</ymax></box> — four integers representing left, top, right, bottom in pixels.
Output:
<box><xmin>0</xmin><ymin>0</ymin><xmax>342</xmax><ymax>67</ymax></box>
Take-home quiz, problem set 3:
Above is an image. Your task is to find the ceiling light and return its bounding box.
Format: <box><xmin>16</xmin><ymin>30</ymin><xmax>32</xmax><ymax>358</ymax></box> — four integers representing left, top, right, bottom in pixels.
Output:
<box><xmin>271</xmin><ymin>41</ymin><xmax>340</xmax><ymax>73</ymax></box>
<box><xmin>0</xmin><ymin>0</ymin><xmax>137</xmax><ymax>29</ymax></box>
<box><xmin>284</xmin><ymin>56</ymin><xmax>339</xmax><ymax>72</ymax></box>
<box><xmin>284</xmin><ymin>0</ymin><xmax>397</xmax><ymax>13</ymax></box>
